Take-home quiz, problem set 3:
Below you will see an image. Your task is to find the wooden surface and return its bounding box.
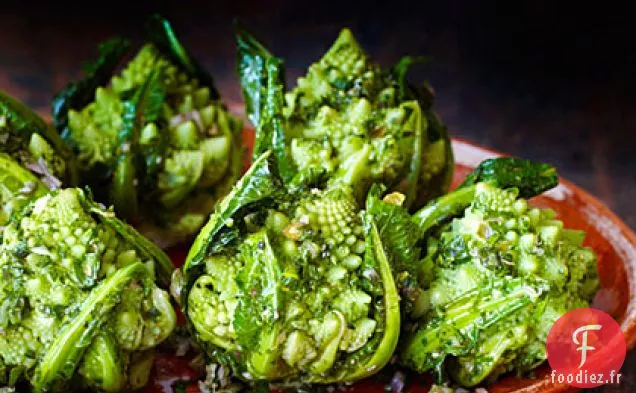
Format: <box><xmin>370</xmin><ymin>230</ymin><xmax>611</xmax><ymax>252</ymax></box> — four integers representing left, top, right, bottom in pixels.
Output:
<box><xmin>0</xmin><ymin>1</ymin><xmax>634</xmax><ymax>391</ymax></box>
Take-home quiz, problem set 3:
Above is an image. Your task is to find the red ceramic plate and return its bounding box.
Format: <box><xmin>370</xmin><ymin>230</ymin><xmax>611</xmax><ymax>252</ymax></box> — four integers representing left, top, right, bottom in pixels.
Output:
<box><xmin>145</xmin><ymin>132</ymin><xmax>636</xmax><ymax>393</ymax></box>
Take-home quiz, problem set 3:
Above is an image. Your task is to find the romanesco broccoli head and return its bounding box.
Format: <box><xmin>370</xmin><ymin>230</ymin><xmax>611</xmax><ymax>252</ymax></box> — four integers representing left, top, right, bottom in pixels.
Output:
<box><xmin>283</xmin><ymin>29</ymin><xmax>452</xmax><ymax>208</ymax></box>
<box><xmin>430</xmin><ymin>182</ymin><xmax>598</xmax><ymax>294</ymax></box>
<box><xmin>402</xmin><ymin>160</ymin><xmax>599</xmax><ymax>387</ymax></box>
<box><xmin>179</xmin><ymin>152</ymin><xmax>402</xmax><ymax>386</ymax></box>
<box><xmin>0</xmin><ymin>188</ymin><xmax>176</xmax><ymax>392</ymax></box>
<box><xmin>54</xmin><ymin>16</ymin><xmax>243</xmax><ymax>248</ymax></box>
<box><xmin>238</xmin><ymin>28</ymin><xmax>453</xmax><ymax>210</ymax></box>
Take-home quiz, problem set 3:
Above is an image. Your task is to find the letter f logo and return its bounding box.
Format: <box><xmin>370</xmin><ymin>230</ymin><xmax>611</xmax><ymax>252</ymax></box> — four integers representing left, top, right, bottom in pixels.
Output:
<box><xmin>572</xmin><ymin>324</ymin><xmax>602</xmax><ymax>368</ymax></box>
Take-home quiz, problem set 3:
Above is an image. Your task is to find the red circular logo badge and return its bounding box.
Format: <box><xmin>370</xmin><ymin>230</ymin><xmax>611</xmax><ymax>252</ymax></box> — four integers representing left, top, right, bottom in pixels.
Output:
<box><xmin>546</xmin><ymin>308</ymin><xmax>626</xmax><ymax>388</ymax></box>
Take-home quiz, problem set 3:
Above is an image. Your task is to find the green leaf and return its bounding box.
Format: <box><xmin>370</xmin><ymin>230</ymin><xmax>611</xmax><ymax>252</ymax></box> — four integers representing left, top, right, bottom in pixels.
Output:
<box><xmin>32</xmin><ymin>262</ymin><xmax>147</xmax><ymax>392</ymax></box>
<box><xmin>411</xmin><ymin>110</ymin><xmax>455</xmax><ymax>209</ymax></box>
<box><xmin>132</xmin><ymin>69</ymin><xmax>169</xmax><ymax>193</ymax></box>
<box><xmin>413</xmin><ymin>157</ymin><xmax>558</xmax><ymax>233</ymax></box>
<box><xmin>111</xmin><ymin>68</ymin><xmax>166</xmax><ymax>220</ymax></box>
<box><xmin>459</xmin><ymin>157</ymin><xmax>558</xmax><ymax>199</ymax></box>
<box><xmin>145</xmin><ymin>14</ymin><xmax>219</xmax><ymax>98</ymax></box>
<box><xmin>392</xmin><ymin>57</ymin><xmax>454</xmax><ymax>208</ymax></box>
<box><xmin>366</xmin><ymin>184</ymin><xmax>421</xmax><ymax>275</ymax></box>
<box><xmin>427</xmin><ymin>111</ymin><xmax>454</xmax><ymax>181</ymax></box>
<box><xmin>263</xmin><ymin>58</ymin><xmax>295</xmax><ymax>184</ymax></box>
<box><xmin>235</xmin><ymin>23</ymin><xmax>276</xmax><ymax>133</ymax></box>
<box><xmin>337</xmin><ymin>219</ymin><xmax>400</xmax><ymax>382</ymax></box>
<box><xmin>400</xmin><ymin>101</ymin><xmax>425</xmax><ymax>209</ymax></box>
<box><xmin>235</xmin><ymin>23</ymin><xmax>293</xmax><ymax>181</ymax></box>
<box><xmin>391</xmin><ymin>57</ymin><xmax>455</xmax><ymax>206</ymax></box>
<box><xmin>52</xmin><ymin>37</ymin><xmax>130</xmax><ymax>143</ymax></box>
<box><xmin>412</xmin><ymin>184</ymin><xmax>476</xmax><ymax>234</ymax></box>
<box><xmin>135</xmin><ymin>72</ymin><xmax>166</xmax><ymax>125</ymax></box>
<box><xmin>182</xmin><ymin>151</ymin><xmax>284</xmax><ymax>290</ymax></box>
<box><xmin>393</xmin><ymin>56</ymin><xmax>429</xmax><ymax>102</ymax></box>
<box><xmin>234</xmin><ymin>232</ymin><xmax>284</xmax><ymax>377</ymax></box>
<box><xmin>358</xmin><ymin>221</ymin><xmax>401</xmax><ymax>377</ymax></box>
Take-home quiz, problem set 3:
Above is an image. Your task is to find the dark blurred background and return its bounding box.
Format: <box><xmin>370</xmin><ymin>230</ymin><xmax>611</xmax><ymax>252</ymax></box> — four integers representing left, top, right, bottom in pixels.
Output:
<box><xmin>1</xmin><ymin>1</ymin><xmax>635</xmax><ymax>227</ymax></box>
<box><xmin>0</xmin><ymin>1</ymin><xmax>635</xmax><ymax>390</ymax></box>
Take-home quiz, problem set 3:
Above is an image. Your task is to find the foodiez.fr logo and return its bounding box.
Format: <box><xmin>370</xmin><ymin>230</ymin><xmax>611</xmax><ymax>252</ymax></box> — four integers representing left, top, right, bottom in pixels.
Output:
<box><xmin>546</xmin><ymin>308</ymin><xmax>626</xmax><ymax>388</ymax></box>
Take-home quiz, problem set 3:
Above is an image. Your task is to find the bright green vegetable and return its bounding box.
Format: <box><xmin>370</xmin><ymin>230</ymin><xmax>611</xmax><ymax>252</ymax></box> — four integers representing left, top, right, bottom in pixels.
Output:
<box><xmin>413</xmin><ymin>157</ymin><xmax>559</xmax><ymax>235</ymax></box>
<box><xmin>53</xmin><ymin>14</ymin><xmax>243</xmax><ymax>247</ymax></box>
<box><xmin>1</xmin><ymin>89</ymin><xmax>78</xmax><ymax>188</ymax></box>
<box><xmin>0</xmin><ymin>91</ymin><xmax>78</xmax><ymax>227</ymax></box>
<box><xmin>237</xmin><ymin>27</ymin><xmax>453</xmax><ymax>209</ymax></box>
<box><xmin>458</xmin><ymin>157</ymin><xmax>559</xmax><ymax>198</ymax></box>
<box><xmin>177</xmin><ymin>151</ymin><xmax>402</xmax><ymax>386</ymax></box>
<box><xmin>0</xmin><ymin>153</ymin><xmax>48</xmax><ymax>227</ymax></box>
<box><xmin>0</xmin><ymin>188</ymin><xmax>176</xmax><ymax>392</ymax></box>
<box><xmin>401</xmin><ymin>158</ymin><xmax>599</xmax><ymax>387</ymax></box>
